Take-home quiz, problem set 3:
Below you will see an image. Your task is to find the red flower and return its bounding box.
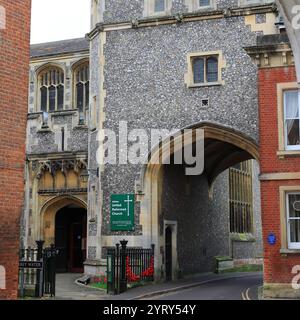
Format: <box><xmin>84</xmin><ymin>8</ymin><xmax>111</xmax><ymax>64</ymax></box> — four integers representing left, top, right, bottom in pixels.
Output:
<box><xmin>125</xmin><ymin>255</ymin><xmax>154</xmax><ymax>282</ymax></box>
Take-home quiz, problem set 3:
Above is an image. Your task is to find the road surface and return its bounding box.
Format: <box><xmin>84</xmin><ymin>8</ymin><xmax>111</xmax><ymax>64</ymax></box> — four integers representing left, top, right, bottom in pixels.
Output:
<box><xmin>146</xmin><ymin>273</ymin><xmax>262</xmax><ymax>300</ymax></box>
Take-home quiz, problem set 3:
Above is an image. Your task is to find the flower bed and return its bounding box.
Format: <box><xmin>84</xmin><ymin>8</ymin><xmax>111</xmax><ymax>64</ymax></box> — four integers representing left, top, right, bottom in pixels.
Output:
<box><xmin>90</xmin><ymin>273</ymin><xmax>107</xmax><ymax>290</ymax></box>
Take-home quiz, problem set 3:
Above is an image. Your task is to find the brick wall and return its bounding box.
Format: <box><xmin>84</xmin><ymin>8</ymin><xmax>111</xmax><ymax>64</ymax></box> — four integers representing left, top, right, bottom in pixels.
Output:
<box><xmin>261</xmin><ymin>180</ymin><xmax>300</xmax><ymax>283</ymax></box>
<box><xmin>259</xmin><ymin>66</ymin><xmax>300</xmax><ymax>284</ymax></box>
<box><xmin>0</xmin><ymin>0</ymin><xmax>31</xmax><ymax>299</ymax></box>
<box><xmin>259</xmin><ymin>66</ymin><xmax>298</xmax><ymax>173</ymax></box>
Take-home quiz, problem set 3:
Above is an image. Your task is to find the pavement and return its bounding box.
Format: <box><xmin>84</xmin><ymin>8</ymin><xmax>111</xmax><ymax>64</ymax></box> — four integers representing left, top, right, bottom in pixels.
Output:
<box><xmin>54</xmin><ymin>273</ymin><xmax>106</xmax><ymax>300</ymax></box>
<box><xmin>51</xmin><ymin>272</ymin><xmax>263</xmax><ymax>300</ymax></box>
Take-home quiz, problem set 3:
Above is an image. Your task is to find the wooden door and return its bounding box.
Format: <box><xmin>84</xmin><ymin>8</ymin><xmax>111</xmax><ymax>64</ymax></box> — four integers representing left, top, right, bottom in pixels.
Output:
<box><xmin>70</xmin><ymin>222</ymin><xmax>84</xmax><ymax>273</ymax></box>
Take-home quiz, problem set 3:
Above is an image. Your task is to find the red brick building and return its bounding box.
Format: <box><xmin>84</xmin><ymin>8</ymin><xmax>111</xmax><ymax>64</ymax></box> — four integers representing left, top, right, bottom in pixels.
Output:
<box><xmin>247</xmin><ymin>34</ymin><xmax>300</xmax><ymax>299</ymax></box>
<box><xmin>0</xmin><ymin>0</ymin><xmax>31</xmax><ymax>299</ymax></box>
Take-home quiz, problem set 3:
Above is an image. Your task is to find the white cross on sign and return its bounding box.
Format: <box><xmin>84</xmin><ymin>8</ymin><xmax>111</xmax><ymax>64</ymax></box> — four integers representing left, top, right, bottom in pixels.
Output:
<box><xmin>124</xmin><ymin>195</ymin><xmax>133</xmax><ymax>217</ymax></box>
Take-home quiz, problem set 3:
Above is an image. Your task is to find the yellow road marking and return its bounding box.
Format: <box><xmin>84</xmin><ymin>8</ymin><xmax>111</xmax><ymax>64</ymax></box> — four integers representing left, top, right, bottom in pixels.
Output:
<box><xmin>245</xmin><ymin>288</ymin><xmax>251</xmax><ymax>300</ymax></box>
<box><xmin>242</xmin><ymin>287</ymin><xmax>251</xmax><ymax>300</ymax></box>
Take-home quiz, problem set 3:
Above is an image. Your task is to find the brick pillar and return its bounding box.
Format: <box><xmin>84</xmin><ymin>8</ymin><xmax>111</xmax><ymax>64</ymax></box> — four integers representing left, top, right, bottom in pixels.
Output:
<box><xmin>0</xmin><ymin>0</ymin><xmax>31</xmax><ymax>299</ymax></box>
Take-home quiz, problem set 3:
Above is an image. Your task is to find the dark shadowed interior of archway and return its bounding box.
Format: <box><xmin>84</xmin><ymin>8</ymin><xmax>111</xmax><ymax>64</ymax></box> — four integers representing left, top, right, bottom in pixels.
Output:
<box><xmin>55</xmin><ymin>205</ymin><xmax>87</xmax><ymax>273</ymax></box>
<box><xmin>160</xmin><ymin>136</ymin><xmax>262</xmax><ymax>279</ymax></box>
<box><xmin>203</xmin><ymin>138</ymin><xmax>253</xmax><ymax>186</ymax></box>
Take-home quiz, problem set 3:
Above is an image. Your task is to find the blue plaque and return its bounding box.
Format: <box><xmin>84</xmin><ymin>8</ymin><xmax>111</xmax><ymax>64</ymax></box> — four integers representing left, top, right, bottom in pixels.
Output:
<box><xmin>268</xmin><ymin>233</ymin><xmax>276</xmax><ymax>245</ymax></box>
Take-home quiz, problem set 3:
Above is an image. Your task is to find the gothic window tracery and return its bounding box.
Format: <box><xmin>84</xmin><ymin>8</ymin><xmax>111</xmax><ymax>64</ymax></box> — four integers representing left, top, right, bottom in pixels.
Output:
<box><xmin>38</xmin><ymin>67</ymin><xmax>65</xmax><ymax>112</ymax></box>
<box><xmin>74</xmin><ymin>62</ymin><xmax>90</xmax><ymax>113</ymax></box>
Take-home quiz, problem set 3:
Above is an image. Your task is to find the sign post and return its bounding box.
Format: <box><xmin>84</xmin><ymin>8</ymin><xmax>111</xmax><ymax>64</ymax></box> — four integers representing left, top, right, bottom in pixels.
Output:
<box><xmin>111</xmin><ymin>194</ymin><xmax>135</xmax><ymax>231</ymax></box>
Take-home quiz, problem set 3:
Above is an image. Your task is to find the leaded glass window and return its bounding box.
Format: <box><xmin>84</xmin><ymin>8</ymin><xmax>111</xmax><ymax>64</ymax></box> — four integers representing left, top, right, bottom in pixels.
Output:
<box><xmin>49</xmin><ymin>85</ymin><xmax>56</xmax><ymax>112</ymax></box>
<box><xmin>193</xmin><ymin>58</ymin><xmax>205</xmax><ymax>84</ymax></box>
<box><xmin>40</xmin><ymin>86</ymin><xmax>47</xmax><ymax>112</ymax></box>
<box><xmin>192</xmin><ymin>55</ymin><xmax>219</xmax><ymax>84</ymax></box>
<box><xmin>38</xmin><ymin>67</ymin><xmax>64</xmax><ymax>112</ymax></box>
<box><xmin>199</xmin><ymin>0</ymin><xmax>211</xmax><ymax>7</ymax></box>
<box><xmin>206</xmin><ymin>57</ymin><xmax>218</xmax><ymax>82</ymax></box>
<box><xmin>74</xmin><ymin>63</ymin><xmax>90</xmax><ymax>112</ymax></box>
<box><xmin>154</xmin><ymin>0</ymin><xmax>165</xmax><ymax>12</ymax></box>
<box><xmin>229</xmin><ymin>160</ymin><xmax>253</xmax><ymax>234</ymax></box>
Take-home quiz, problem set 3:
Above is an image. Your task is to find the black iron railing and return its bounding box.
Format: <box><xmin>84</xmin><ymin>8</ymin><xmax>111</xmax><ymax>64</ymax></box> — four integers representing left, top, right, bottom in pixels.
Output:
<box><xmin>107</xmin><ymin>240</ymin><xmax>155</xmax><ymax>295</ymax></box>
<box><xmin>18</xmin><ymin>241</ymin><xmax>57</xmax><ymax>298</ymax></box>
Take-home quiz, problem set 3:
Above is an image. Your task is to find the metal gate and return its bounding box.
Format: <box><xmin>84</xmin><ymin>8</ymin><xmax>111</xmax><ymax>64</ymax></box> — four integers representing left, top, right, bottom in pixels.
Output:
<box><xmin>107</xmin><ymin>240</ymin><xmax>155</xmax><ymax>295</ymax></box>
<box><xmin>19</xmin><ymin>241</ymin><xmax>57</xmax><ymax>298</ymax></box>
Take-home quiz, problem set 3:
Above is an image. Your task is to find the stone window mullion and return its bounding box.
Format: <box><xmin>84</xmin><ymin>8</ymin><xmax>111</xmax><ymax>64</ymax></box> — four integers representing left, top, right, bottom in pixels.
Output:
<box><xmin>55</xmin><ymin>85</ymin><xmax>57</xmax><ymax>111</ymax></box>
<box><xmin>82</xmin><ymin>81</ymin><xmax>86</xmax><ymax>121</ymax></box>
<box><xmin>47</xmin><ymin>85</ymin><xmax>50</xmax><ymax>112</ymax></box>
<box><xmin>204</xmin><ymin>57</ymin><xmax>207</xmax><ymax>83</ymax></box>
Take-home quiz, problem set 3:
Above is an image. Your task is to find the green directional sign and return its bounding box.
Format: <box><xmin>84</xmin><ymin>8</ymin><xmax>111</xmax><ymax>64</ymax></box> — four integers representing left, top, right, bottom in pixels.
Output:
<box><xmin>110</xmin><ymin>194</ymin><xmax>135</xmax><ymax>231</ymax></box>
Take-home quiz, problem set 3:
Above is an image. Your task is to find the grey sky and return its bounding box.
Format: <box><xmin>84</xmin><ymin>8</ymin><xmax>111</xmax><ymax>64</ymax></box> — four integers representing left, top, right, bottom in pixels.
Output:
<box><xmin>31</xmin><ymin>0</ymin><xmax>90</xmax><ymax>44</ymax></box>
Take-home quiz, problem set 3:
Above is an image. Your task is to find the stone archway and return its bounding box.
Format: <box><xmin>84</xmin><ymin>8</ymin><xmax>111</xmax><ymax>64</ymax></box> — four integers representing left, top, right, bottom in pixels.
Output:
<box><xmin>41</xmin><ymin>195</ymin><xmax>87</xmax><ymax>247</ymax></box>
<box><xmin>139</xmin><ymin>122</ymin><xmax>260</xmax><ymax>281</ymax></box>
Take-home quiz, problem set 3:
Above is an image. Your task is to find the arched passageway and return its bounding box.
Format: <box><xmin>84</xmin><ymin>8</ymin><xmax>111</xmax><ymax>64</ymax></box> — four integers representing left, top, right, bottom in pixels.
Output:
<box><xmin>140</xmin><ymin>122</ymin><xmax>262</xmax><ymax>281</ymax></box>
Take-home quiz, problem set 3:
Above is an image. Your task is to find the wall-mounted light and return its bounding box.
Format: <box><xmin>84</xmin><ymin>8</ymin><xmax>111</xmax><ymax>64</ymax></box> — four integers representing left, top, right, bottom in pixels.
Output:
<box><xmin>89</xmin><ymin>217</ymin><xmax>96</xmax><ymax>223</ymax></box>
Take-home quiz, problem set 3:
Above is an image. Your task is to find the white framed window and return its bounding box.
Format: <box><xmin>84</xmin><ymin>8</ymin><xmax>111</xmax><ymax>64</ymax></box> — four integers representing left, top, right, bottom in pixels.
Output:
<box><xmin>284</xmin><ymin>90</ymin><xmax>300</xmax><ymax>151</ymax></box>
<box><xmin>286</xmin><ymin>192</ymin><xmax>300</xmax><ymax>250</ymax></box>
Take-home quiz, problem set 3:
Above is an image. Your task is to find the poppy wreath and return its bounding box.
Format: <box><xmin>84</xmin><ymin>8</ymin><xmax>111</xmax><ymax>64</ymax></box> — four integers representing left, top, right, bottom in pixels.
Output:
<box><xmin>141</xmin><ymin>256</ymin><xmax>154</xmax><ymax>277</ymax></box>
<box><xmin>126</xmin><ymin>256</ymin><xmax>154</xmax><ymax>282</ymax></box>
<box><xmin>126</xmin><ymin>256</ymin><xmax>140</xmax><ymax>282</ymax></box>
